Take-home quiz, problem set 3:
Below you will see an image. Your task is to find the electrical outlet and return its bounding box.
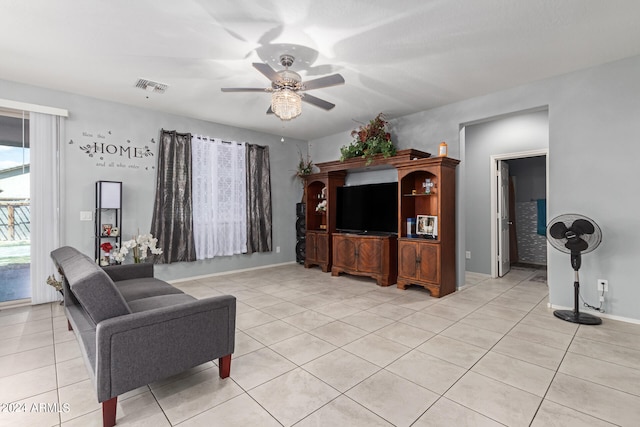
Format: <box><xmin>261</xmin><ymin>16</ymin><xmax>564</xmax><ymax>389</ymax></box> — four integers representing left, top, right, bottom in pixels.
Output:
<box><xmin>465</xmin><ymin>251</ymin><xmax>471</xmax><ymax>259</ymax></box>
<box><xmin>597</xmin><ymin>279</ymin><xmax>609</xmax><ymax>292</ymax></box>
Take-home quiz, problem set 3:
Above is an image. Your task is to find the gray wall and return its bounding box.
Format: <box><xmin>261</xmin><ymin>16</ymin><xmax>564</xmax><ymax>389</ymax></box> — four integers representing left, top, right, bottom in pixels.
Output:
<box><xmin>509</xmin><ymin>156</ymin><xmax>546</xmax><ymax>202</ymax></box>
<box><xmin>0</xmin><ymin>79</ymin><xmax>306</xmax><ymax>282</ymax></box>
<box><xmin>309</xmin><ymin>54</ymin><xmax>640</xmax><ymax>321</ymax></box>
<box><xmin>464</xmin><ymin>111</ymin><xmax>549</xmax><ymax>274</ymax></box>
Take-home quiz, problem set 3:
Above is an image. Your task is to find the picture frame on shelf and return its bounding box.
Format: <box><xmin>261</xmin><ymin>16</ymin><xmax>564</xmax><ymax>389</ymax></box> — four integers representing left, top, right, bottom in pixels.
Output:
<box><xmin>416</xmin><ymin>215</ymin><xmax>437</xmax><ymax>238</ymax></box>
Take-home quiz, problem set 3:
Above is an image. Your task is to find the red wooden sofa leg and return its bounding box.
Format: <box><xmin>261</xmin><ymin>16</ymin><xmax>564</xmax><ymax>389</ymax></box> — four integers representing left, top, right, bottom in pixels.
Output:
<box><xmin>219</xmin><ymin>354</ymin><xmax>231</xmax><ymax>378</ymax></box>
<box><xmin>102</xmin><ymin>396</ymin><xmax>117</xmax><ymax>427</ymax></box>
<box><xmin>67</xmin><ymin>319</ymin><xmax>73</xmax><ymax>331</ymax></box>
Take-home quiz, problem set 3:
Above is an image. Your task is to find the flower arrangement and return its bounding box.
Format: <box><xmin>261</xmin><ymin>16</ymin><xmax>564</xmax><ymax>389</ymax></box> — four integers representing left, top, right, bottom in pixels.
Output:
<box><xmin>315</xmin><ymin>200</ymin><xmax>327</xmax><ymax>212</ymax></box>
<box><xmin>100</xmin><ymin>242</ymin><xmax>113</xmax><ymax>254</ymax></box>
<box><xmin>294</xmin><ymin>147</ymin><xmax>314</xmax><ymax>179</ymax></box>
<box><xmin>113</xmin><ymin>233</ymin><xmax>163</xmax><ymax>263</ymax></box>
<box><xmin>340</xmin><ymin>113</ymin><xmax>396</xmax><ymax>165</ymax></box>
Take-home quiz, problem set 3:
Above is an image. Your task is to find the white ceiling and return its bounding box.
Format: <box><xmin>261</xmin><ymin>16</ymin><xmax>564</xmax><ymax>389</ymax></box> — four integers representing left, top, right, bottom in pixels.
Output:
<box><xmin>2</xmin><ymin>0</ymin><xmax>640</xmax><ymax>141</ymax></box>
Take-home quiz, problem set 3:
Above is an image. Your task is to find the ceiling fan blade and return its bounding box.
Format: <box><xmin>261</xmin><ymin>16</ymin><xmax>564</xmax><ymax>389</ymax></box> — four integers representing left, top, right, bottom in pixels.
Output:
<box><xmin>266</xmin><ymin>106</ymin><xmax>274</xmax><ymax>114</ymax></box>
<box><xmin>253</xmin><ymin>62</ymin><xmax>280</xmax><ymax>82</ymax></box>
<box><xmin>570</xmin><ymin>219</ymin><xmax>595</xmax><ymax>235</ymax></box>
<box><xmin>302</xmin><ymin>93</ymin><xmax>335</xmax><ymax>110</ymax></box>
<box><xmin>221</xmin><ymin>88</ymin><xmax>268</xmax><ymax>92</ymax></box>
<box><xmin>549</xmin><ymin>222</ymin><xmax>569</xmax><ymax>239</ymax></box>
<box><xmin>302</xmin><ymin>74</ymin><xmax>345</xmax><ymax>91</ymax></box>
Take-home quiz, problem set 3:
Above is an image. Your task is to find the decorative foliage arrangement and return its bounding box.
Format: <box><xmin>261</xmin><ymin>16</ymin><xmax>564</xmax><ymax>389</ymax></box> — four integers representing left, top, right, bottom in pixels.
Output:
<box><xmin>295</xmin><ymin>147</ymin><xmax>314</xmax><ymax>180</ymax></box>
<box><xmin>340</xmin><ymin>113</ymin><xmax>396</xmax><ymax>164</ymax></box>
<box><xmin>113</xmin><ymin>233</ymin><xmax>163</xmax><ymax>263</ymax></box>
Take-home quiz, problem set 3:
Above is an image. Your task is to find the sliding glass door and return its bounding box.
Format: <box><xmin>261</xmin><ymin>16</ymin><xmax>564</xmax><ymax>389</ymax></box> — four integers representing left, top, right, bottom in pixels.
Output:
<box><xmin>0</xmin><ymin>111</ymin><xmax>31</xmax><ymax>303</ymax></box>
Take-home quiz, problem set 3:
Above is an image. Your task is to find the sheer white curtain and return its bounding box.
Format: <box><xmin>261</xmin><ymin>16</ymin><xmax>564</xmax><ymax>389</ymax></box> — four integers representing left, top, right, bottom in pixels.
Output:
<box><xmin>30</xmin><ymin>112</ymin><xmax>64</xmax><ymax>304</ymax></box>
<box><xmin>191</xmin><ymin>136</ymin><xmax>247</xmax><ymax>259</ymax></box>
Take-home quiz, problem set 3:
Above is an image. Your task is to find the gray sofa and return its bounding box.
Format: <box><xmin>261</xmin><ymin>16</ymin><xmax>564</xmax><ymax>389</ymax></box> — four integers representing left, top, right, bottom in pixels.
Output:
<box><xmin>50</xmin><ymin>246</ymin><xmax>236</xmax><ymax>427</ymax></box>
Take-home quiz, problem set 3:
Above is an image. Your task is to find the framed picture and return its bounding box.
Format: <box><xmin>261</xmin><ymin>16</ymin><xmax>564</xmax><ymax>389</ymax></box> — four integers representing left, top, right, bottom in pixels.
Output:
<box><xmin>416</xmin><ymin>215</ymin><xmax>437</xmax><ymax>238</ymax></box>
<box><xmin>102</xmin><ymin>223</ymin><xmax>113</xmax><ymax>236</ymax></box>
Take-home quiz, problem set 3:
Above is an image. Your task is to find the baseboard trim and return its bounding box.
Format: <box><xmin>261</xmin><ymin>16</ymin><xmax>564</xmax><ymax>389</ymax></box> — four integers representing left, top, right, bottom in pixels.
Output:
<box><xmin>166</xmin><ymin>261</ymin><xmax>298</xmax><ymax>284</ymax></box>
<box><xmin>548</xmin><ymin>303</ymin><xmax>640</xmax><ymax>325</ymax></box>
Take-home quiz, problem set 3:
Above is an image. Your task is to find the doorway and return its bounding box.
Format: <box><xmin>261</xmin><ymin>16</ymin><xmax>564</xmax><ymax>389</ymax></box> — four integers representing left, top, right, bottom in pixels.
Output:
<box><xmin>491</xmin><ymin>149</ymin><xmax>548</xmax><ymax>278</ymax></box>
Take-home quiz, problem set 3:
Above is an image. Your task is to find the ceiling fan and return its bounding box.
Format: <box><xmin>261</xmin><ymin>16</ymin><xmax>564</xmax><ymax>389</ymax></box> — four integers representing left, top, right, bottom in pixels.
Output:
<box><xmin>221</xmin><ymin>54</ymin><xmax>345</xmax><ymax>121</ymax></box>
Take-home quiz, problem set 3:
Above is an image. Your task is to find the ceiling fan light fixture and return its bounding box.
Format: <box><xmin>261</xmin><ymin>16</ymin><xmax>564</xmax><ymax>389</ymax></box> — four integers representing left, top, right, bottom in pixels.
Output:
<box><xmin>271</xmin><ymin>89</ymin><xmax>302</xmax><ymax>121</ymax></box>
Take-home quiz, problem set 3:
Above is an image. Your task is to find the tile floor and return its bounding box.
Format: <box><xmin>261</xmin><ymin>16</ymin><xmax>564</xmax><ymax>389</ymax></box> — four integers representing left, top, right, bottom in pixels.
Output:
<box><xmin>1</xmin><ymin>265</ymin><xmax>639</xmax><ymax>426</ymax></box>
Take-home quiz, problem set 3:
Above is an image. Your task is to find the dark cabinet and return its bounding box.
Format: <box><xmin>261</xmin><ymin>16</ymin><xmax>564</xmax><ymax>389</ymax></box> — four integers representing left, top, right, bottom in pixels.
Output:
<box><xmin>332</xmin><ymin>233</ymin><xmax>397</xmax><ymax>286</ymax></box>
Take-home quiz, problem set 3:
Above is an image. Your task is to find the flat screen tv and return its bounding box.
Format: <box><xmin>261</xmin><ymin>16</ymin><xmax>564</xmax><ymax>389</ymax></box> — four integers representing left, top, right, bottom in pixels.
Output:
<box><xmin>336</xmin><ymin>182</ymin><xmax>398</xmax><ymax>234</ymax></box>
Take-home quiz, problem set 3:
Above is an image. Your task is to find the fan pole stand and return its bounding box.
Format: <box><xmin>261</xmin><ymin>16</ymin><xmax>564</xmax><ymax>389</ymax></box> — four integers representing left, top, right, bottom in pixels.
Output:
<box><xmin>553</xmin><ymin>271</ymin><xmax>602</xmax><ymax>325</ymax></box>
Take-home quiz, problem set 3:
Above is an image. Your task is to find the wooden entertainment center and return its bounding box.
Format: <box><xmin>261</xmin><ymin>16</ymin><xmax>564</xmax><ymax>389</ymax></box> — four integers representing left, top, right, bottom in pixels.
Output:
<box><xmin>304</xmin><ymin>149</ymin><xmax>459</xmax><ymax>297</ymax></box>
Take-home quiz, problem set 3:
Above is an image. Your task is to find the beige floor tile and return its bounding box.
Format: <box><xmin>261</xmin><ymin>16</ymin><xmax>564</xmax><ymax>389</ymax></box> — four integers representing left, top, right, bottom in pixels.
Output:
<box><xmin>373</xmin><ymin>322</ymin><xmax>434</xmax><ymax>348</ymax></box>
<box><xmin>576</xmin><ymin>325</ymin><xmax>640</xmax><ymax>351</ymax></box>
<box><xmin>308</xmin><ymin>320</ymin><xmax>369</xmax><ymax>347</ymax></box>
<box><xmin>242</xmin><ymin>294</ymin><xmax>285</xmax><ymax>309</ymax></box>
<box><xmin>521</xmin><ymin>312</ymin><xmax>580</xmax><ymax>335</ymax></box>
<box><xmin>295</xmin><ymin>395</ymin><xmax>393</xmax><ymax>427</ymax></box>
<box><xmin>471</xmin><ymin>351</ymin><xmax>555</xmax><ymax>396</ymax></box>
<box><xmin>414</xmin><ymin>397</ymin><xmax>504</xmax><ymax>427</ymax></box>
<box><xmin>386</xmin><ymin>349</ymin><xmax>467</xmax><ymax>394</ymax></box>
<box><xmin>151</xmin><ymin>367</ymin><xmax>244</xmax><ymax>425</ymax></box>
<box><xmin>233</xmin><ymin>330</ymin><xmax>265</xmax><ymax>357</ymax></box>
<box><xmin>340</xmin><ymin>311</ymin><xmax>395</xmax><ymax>332</ymax></box>
<box><xmin>439</xmin><ymin>323</ymin><xmax>504</xmax><ymax>350</ymax></box>
<box><xmin>559</xmin><ymin>352</ymin><xmax>640</xmax><ymax>396</ymax></box>
<box><xmin>0</xmin><ymin>345</ymin><xmax>55</xmax><ymax>378</ymax></box>
<box><xmin>245</xmin><ymin>320</ymin><xmax>303</xmax><ymax>346</ymax></box>
<box><xmin>177</xmin><ymin>393</ymin><xmax>281</xmax><ymax>427</ymax></box>
<box><xmin>421</xmin><ymin>303</ymin><xmax>472</xmax><ymax>321</ymax></box>
<box><xmin>366</xmin><ymin>303</ymin><xmax>415</xmax><ymax>321</ymax></box>
<box><xmin>346</xmin><ymin>369</ymin><xmax>438</xmax><ymax>427</ymax></box>
<box><xmin>458</xmin><ymin>311</ymin><xmax>518</xmax><ymax>334</ymax></box>
<box><xmin>0</xmin><ymin>330</ymin><xmax>53</xmax><ymax>357</ymax></box>
<box><xmin>569</xmin><ymin>335</ymin><xmax>640</xmax><ymax>371</ymax></box>
<box><xmin>0</xmin><ymin>318</ymin><xmax>52</xmax><ymax>341</ymax></box>
<box><xmin>416</xmin><ymin>335</ymin><xmax>487</xmax><ymax>369</ymax></box>
<box><xmin>270</xmin><ymin>333</ymin><xmax>336</xmax><ymax>365</ymax></box>
<box><xmin>400</xmin><ymin>311</ymin><xmax>455</xmax><ymax>333</ymax></box>
<box><xmin>531</xmin><ymin>400</ymin><xmax>618</xmax><ymax>427</ymax></box>
<box><xmin>445</xmin><ymin>371</ymin><xmax>541</xmax><ymax>426</ymax></box>
<box><xmin>0</xmin><ymin>364</ymin><xmax>57</xmax><ymax>402</ymax></box>
<box><xmin>259</xmin><ymin>301</ymin><xmax>307</xmax><ymax>319</ymax></box>
<box><xmin>473</xmin><ymin>304</ymin><xmax>528</xmax><ymax>322</ymax></box>
<box><xmin>58</xmin><ymin>378</ymin><xmax>101</xmax><ymax>423</ymax></box>
<box><xmin>491</xmin><ymin>335</ymin><xmax>565</xmax><ymax>370</ymax></box>
<box><xmin>546</xmin><ymin>373</ymin><xmax>640</xmax><ymax>426</ymax></box>
<box><xmin>231</xmin><ymin>347</ymin><xmax>296</xmax><ymax>390</ymax></box>
<box><xmin>235</xmin><ymin>310</ymin><xmax>277</xmax><ymax>330</ymax></box>
<box><xmin>507</xmin><ymin>323</ymin><xmax>574</xmax><ymax>350</ymax></box>
<box><xmin>281</xmin><ymin>310</ymin><xmax>334</xmax><ymax>331</ymax></box>
<box><xmin>342</xmin><ymin>295</ymin><xmax>384</xmax><ymax>310</ymax></box>
<box><xmin>54</xmin><ymin>339</ymin><xmax>82</xmax><ymax>363</ymax></box>
<box><xmin>312</xmin><ymin>301</ymin><xmax>363</xmax><ymax>319</ymax></box>
<box><xmin>302</xmin><ymin>348</ymin><xmax>380</xmax><ymax>392</ymax></box>
<box><xmin>249</xmin><ymin>368</ymin><xmax>340</xmax><ymax>426</ymax></box>
<box><xmin>343</xmin><ymin>334</ymin><xmax>411</xmax><ymax>367</ymax></box>
<box><xmin>56</xmin><ymin>356</ymin><xmax>89</xmax><ymax>388</ymax></box>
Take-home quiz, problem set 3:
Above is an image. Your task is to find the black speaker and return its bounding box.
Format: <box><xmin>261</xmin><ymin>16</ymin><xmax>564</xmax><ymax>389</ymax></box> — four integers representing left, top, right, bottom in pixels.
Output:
<box><xmin>296</xmin><ymin>203</ymin><xmax>306</xmax><ymax>264</ymax></box>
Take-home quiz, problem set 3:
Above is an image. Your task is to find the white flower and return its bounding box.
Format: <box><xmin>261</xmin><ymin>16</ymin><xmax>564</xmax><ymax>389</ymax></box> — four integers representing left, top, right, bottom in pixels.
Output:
<box><xmin>113</xmin><ymin>233</ymin><xmax>163</xmax><ymax>263</ymax></box>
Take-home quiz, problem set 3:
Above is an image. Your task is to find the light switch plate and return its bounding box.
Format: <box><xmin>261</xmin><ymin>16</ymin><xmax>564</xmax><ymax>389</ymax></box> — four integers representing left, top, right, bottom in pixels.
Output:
<box><xmin>80</xmin><ymin>211</ymin><xmax>92</xmax><ymax>221</ymax></box>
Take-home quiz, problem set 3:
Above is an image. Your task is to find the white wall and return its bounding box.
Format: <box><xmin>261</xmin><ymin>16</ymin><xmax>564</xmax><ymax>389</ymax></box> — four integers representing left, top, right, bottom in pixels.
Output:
<box><xmin>0</xmin><ymin>79</ymin><xmax>307</xmax><ymax>282</ymax></box>
<box><xmin>309</xmin><ymin>54</ymin><xmax>640</xmax><ymax>321</ymax></box>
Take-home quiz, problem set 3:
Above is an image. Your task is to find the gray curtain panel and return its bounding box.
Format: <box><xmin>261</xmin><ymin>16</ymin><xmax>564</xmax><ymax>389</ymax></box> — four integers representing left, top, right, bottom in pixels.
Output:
<box><xmin>246</xmin><ymin>144</ymin><xmax>273</xmax><ymax>253</ymax></box>
<box><xmin>150</xmin><ymin>130</ymin><xmax>196</xmax><ymax>263</ymax></box>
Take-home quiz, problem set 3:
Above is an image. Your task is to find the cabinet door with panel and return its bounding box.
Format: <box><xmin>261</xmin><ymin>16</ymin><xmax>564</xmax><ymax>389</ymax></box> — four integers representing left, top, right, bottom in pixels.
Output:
<box><xmin>357</xmin><ymin>237</ymin><xmax>383</xmax><ymax>274</ymax></box>
<box><xmin>397</xmin><ymin>239</ymin><xmax>442</xmax><ymax>296</ymax></box>
<box><xmin>332</xmin><ymin>234</ymin><xmax>357</xmax><ymax>271</ymax></box>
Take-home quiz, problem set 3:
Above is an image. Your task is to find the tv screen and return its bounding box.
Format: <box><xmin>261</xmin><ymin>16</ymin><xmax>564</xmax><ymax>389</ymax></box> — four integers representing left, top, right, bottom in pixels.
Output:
<box><xmin>336</xmin><ymin>182</ymin><xmax>397</xmax><ymax>234</ymax></box>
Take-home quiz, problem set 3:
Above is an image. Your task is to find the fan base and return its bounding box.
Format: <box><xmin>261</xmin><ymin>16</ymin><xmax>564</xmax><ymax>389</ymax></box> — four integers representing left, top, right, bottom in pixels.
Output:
<box><xmin>553</xmin><ymin>310</ymin><xmax>602</xmax><ymax>325</ymax></box>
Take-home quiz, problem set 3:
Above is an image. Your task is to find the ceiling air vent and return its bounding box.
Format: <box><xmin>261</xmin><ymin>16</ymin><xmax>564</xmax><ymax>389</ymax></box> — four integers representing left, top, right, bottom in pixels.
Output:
<box><xmin>135</xmin><ymin>78</ymin><xmax>168</xmax><ymax>94</ymax></box>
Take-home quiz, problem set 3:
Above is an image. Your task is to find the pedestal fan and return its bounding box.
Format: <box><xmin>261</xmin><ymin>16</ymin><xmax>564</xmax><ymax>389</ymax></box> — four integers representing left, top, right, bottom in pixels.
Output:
<box><xmin>547</xmin><ymin>214</ymin><xmax>603</xmax><ymax>325</ymax></box>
